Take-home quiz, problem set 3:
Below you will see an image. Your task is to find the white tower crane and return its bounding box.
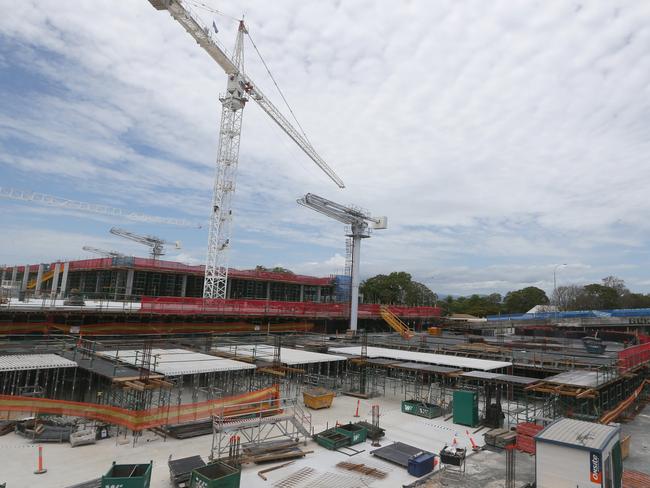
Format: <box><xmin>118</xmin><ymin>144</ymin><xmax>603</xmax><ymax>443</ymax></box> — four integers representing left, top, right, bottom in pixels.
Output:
<box><xmin>0</xmin><ymin>187</ymin><xmax>200</xmax><ymax>228</ymax></box>
<box><xmin>82</xmin><ymin>246</ymin><xmax>126</xmax><ymax>258</ymax></box>
<box><xmin>109</xmin><ymin>227</ymin><xmax>181</xmax><ymax>260</ymax></box>
<box><xmin>297</xmin><ymin>193</ymin><xmax>387</xmax><ymax>332</ymax></box>
<box><xmin>147</xmin><ymin>0</ymin><xmax>345</xmax><ymax>299</ymax></box>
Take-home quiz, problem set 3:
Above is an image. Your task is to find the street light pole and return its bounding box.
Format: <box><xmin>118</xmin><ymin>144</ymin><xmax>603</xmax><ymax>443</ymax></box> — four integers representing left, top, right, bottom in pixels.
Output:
<box><xmin>553</xmin><ymin>263</ymin><xmax>568</xmax><ymax>312</ymax></box>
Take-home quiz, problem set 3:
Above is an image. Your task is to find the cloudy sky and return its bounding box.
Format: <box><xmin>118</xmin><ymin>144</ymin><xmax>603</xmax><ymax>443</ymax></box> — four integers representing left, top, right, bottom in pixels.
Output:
<box><xmin>1</xmin><ymin>0</ymin><xmax>650</xmax><ymax>296</ymax></box>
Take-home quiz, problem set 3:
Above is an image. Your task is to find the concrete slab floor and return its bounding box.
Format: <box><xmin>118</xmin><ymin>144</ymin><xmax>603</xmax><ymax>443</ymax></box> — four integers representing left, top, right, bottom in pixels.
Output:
<box><xmin>621</xmin><ymin>404</ymin><xmax>650</xmax><ymax>474</ymax></box>
<box><xmin>421</xmin><ymin>448</ymin><xmax>535</xmax><ymax>488</ymax></box>
<box><xmin>0</xmin><ymin>394</ymin><xmax>493</xmax><ymax>488</ymax></box>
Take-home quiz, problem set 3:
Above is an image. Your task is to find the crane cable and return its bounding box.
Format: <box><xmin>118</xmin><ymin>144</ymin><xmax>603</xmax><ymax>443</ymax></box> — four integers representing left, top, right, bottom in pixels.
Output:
<box><xmin>183</xmin><ymin>0</ymin><xmax>239</xmax><ymax>22</ymax></box>
<box><xmin>245</xmin><ymin>30</ymin><xmax>312</xmax><ymax>145</ymax></box>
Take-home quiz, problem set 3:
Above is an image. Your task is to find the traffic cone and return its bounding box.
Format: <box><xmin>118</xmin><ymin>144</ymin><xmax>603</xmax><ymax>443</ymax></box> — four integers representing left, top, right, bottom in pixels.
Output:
<box><xmin>466</xmin><ymin>429</ymin><xmax>479</xmax><ymax>450</ymax></box>
<box><xmin>34</xmin><ymin>445</ymin><xmax>47</xmax><ymax>474</ymax></box>
<box><xmin>353</xmin><ymin>399</ymin><xmax>361</xmax><ymax>418</ymax></box>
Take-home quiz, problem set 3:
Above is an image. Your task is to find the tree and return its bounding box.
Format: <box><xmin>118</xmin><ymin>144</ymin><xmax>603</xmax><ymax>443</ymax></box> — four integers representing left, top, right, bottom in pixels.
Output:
<box><xmin>360</xmin><ymin>272</ymin><xmax>437</xmax><ymax>306</ymax></box>
<box><xmin>503</xmin><ymin>286</ymin><xmax>549</xmax><ymax>313</ymax></box>
<box><xmin>583</xmin><ymin>283</ymin><xmax>620</xmax><ymax>309</ymax></box>
<box><xmin>255</xmin><ymin>265</ymin><xmax>293</xmax><ymax>274</ymax></box>
<box><xmin>552</xmin><ymin>284</ymin><xmax>584</xmax><ymax>311</ymax></box>
<box><xmin>602</xmin><ymin>276</ymin><xmax>629</xmax><ymax>297</ymax></box>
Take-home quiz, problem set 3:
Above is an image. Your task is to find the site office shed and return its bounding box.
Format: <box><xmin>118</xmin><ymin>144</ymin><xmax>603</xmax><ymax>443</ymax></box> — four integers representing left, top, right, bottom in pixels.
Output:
<box><xmin>534</xmin><ymin>418</ymin><xmax>623</xmax><ymax>488</ymax></box>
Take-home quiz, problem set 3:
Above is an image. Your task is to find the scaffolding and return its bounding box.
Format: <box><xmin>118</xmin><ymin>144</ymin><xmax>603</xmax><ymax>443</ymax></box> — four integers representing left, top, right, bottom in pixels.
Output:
<box><xmin>211</xmin><ymin>397</ymin><xmax>311</xmax><ymax>461</ymax></box>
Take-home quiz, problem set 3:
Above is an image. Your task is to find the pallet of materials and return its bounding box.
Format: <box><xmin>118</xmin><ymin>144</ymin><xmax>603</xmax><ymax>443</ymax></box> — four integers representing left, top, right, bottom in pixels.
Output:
<box><xmin>243</xmin><ymin>439</ymin><xmax>312</xmax><ymax>463</ymax></box>
<box><xmin>515</xmin><ymin>422</ymin><xmax>544</xmax><ymax>454</ymax></box>
<box><xmin>70</xmin><ymin>428</ymin><xmax>97</xmax><ymax>447</ymax></box>
<box><xmin>484</xmin><ymin>428</ymin><xmax>516</xmax><ymax>448</ymax></box>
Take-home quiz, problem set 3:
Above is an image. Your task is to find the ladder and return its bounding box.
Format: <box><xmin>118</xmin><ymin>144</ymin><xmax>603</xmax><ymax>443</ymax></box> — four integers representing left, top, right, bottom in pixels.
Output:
<box><xmin>380</xmin><ymin>306</ymin><xmax>414</xmax><ymax>339</ymax></box>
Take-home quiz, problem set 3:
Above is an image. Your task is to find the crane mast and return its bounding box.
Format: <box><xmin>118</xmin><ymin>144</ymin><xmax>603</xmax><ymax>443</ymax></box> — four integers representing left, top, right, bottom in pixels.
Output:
<box><xmin>147</xmin><ymin>0</ymin><xmax>345</xmax><ymax>299</ymax></box>
<box><xmin>297</xmin><ymin>193</ymin><xmax>387</xmax><ymax>332</ymax></box>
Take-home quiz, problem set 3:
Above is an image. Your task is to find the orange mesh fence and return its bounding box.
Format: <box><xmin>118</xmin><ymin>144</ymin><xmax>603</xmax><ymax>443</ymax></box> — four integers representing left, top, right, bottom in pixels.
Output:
<box><xmin>0</xmin><ymin>321</ymin><xmax>314</xmax><ymax>335</ymax></box>
<box><xmin>0</xmin><ymin>385</ymin><xmax>280</xmax><ymax>431</ymax></box>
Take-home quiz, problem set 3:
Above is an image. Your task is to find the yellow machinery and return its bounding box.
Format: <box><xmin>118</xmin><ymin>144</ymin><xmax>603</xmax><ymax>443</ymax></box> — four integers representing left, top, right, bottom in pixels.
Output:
<box><xmin>380</xmin><ymin>306</ymin><xmax>414</xmax><ymax>340</ymax></box>
<box><xmin>26</xmin><ymin>269</ymin><xmax>55</xmax><ymax>290</ymax></box>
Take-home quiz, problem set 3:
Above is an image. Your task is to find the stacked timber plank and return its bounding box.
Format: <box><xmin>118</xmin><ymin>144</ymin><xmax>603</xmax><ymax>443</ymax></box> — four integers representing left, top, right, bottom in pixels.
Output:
<box><xmin>484</xmin><ymin>428</ymin><xmax>516</xmax><ymax>448</ymax></box>
<box><xmin>515</xmin><ymin>422</ymin><xmax>544</xmax><ymax>454</ymax></box>
<box><xmin>243</xmin><ymin>440</ymin><xmax>312</xmax><ymax>464</ymax></box>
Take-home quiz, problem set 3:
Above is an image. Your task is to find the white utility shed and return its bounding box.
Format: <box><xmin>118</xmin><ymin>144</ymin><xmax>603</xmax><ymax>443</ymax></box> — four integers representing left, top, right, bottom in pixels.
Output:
<box><xmin>535</xmin><ymin>418</ymin><xmax>622</xmax><ymax>488</ymax></box>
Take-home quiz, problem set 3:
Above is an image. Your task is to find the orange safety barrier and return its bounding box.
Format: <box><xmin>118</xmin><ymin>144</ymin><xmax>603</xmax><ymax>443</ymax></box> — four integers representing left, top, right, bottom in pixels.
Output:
<box><xmin>140</xmin><ymin>297</ymin><xmax>442</xmax><ymax>319</ymax></box>
<box><xmin>0</xmin><ymin>321</ymin><xmax>314</xmax><ymax>336</ymax></box>
<box><xmin>0</xmin><ymin>385</ymin><xmax>280</xmax><ymax>431</ymax></box>
<box><xmin>599</xmin><ymin>379</ymin><xmax>649</xmax><ymax>425</ymax></box>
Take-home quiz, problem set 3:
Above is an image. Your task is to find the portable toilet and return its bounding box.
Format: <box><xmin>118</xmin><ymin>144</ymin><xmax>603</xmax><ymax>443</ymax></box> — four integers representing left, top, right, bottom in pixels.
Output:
<box><xmin>535</xmin><ymin>418</ymin><xmax>622</xmax><ymax>488</ymax></box>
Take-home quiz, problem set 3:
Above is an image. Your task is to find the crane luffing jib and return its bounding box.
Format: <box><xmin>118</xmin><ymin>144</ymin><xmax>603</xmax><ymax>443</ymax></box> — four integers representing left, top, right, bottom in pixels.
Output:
<box><xmin>109</xmin><ymin>227</ymin><xmax>179</xmax><ymax>259</ymax></box>
<box><xmin>0</xmin><ymin>186</ymin><xmax>200</xmax><ymax>228</ymax></box>
<box><xmin>297</xmin><ymin>192</ymin><xmax>386</xmax><ymax>332</ymax></box>
<box><xmin>82</xmin><ymin>246</ymin><xmax>126</xmax><ymax>258</ymax></box>
<box><xmin>148</xmin><ymin>0</ymin><xmax>345</xmax><ymax>189</ymax></box>
<box><xmin>297</xmin><ymin>193</ymin><xmax>387</xmax><ymax>228</ymax></box>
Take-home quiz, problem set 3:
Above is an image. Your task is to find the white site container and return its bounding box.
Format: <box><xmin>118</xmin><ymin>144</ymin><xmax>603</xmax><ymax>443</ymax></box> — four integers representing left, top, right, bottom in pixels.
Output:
<box><xmin>535</xmin><ymin>418</ymin><xmax>622</xmax><ymax>488</ymax></box>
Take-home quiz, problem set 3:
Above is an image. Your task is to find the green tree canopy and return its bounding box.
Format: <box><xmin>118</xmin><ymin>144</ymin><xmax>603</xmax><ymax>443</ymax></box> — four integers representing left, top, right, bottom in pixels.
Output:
<box><xmin>255</xmin><ymin>265</ymin><xmax>294</xmax><ymax>274</ymax></box>
<box><xmin>503</xmin><ymin>286</ymin><xmax>549</xmax><ymax>313</ymax></box>
<box><xmin>360</xmin><ymin>272</ymin><xmax>437</xmax><ymax>306</ymax></box>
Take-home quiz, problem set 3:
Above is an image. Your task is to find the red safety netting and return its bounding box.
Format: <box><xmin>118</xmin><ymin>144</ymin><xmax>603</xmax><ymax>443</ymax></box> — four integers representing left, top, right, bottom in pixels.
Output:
<box><xmin>139</xmin><ymin>297</ymin><xmax>442</xmax><ymax>319</ymax></box>
<box><xmin>618</xmin><ymin>343</ymin><xmax>650</xmax><ymax>373</ymax></box>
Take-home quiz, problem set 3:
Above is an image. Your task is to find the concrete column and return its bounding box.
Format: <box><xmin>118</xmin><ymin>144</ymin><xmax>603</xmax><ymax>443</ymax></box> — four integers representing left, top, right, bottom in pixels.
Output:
<box><xmin>50</xmin><ymin>263</ymin><xmax>61</xmax><ymax>299</ymax></box>
<box><xmin>58</xmin><ymin>262</ymin><xmax>69</xmax><ymax>299</ymax></box>
<box><xmin>226</xmin><ymin>278</ymin><xmax>232</xmax><ymax>299</ymax></box>
<box><xmin>299</xmin><ymin>284</ymin><xmax>304</xmax><ymax>302</ymax></box>
<box><xmin>125</xmin><ymin>269</ymin><xmax>134</xmax><ymax>297</ymax></box>
<box><xmin>181</xmin><ymin>275</ymin><xmax>187</xmax><ymax>298</ymax></box>
<box><xmin>21</xmin><ymin>264</ymin><xmax>30</xmax><ymax>291</ymax></box>
<box><xmin>79</xmin><ymin>273</ymin><xmax>86</xmax><ymax>293</ymax></box>
<box><xmin>1</xmin><ymin>268</ymin><xmax>6</xmax><ymax>285</ymax></box>
<box><xmin>95</xmin><ymin>272</ymin><xmax>102</xmax><ymax>294</ymax></box>
<box><xmin>34</xmin><ymin>264</ymin><xmax>45</xmax><ymax>295</ymax></box>
<box><xmin>11</xmin><ymin>266</ymin><xmax>17</xmax><ymax>284</ymax></box>
<box><xmin>266</xmin><ymin>282</ymin><xmax>271</xmax><ymax>300</ymax></box>
<box><xmin>316</xmin><ymin>286</ymin><xmax>322</xmax><ymax>303</ymax></box>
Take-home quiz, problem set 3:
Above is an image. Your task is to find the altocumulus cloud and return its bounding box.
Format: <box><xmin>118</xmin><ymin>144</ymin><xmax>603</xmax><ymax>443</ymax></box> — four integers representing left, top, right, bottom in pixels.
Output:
<box><xmin>1</xmin><ymin>0</ymin><xmax>650</xmax><ymax>295</ymax></box>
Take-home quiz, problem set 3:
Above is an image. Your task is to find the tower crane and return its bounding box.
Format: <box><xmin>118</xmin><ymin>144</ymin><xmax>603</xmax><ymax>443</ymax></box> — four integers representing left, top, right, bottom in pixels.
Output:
<box><xmin>0</xmin><ymin>186</ymin><xmax>200</xmax><ymax>228</ymax></box>
<box><xmin>297</xmin><ymin>193</ymin><xmax>387</xmax><ymax>332</ymax></box>
<box><xmin>109</xmin><ymin>227</ymin><xmax>181</xmax><ymax>260</ymax></box>
<box><xmin>147</xmin><ymin>0</ymin><xmax>345</xmax><ymax>299</ymax></box>
<box><xmin>81</xmin><ymin>246</ymin><xmax>126</xmax><ymax>258</ymax></box>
